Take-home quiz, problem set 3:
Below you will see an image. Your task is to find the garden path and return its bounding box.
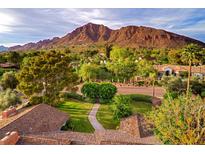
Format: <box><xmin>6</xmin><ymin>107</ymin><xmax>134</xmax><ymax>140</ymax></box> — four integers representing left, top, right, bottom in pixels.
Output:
<box><xmin>88</xmin><ymin>104</ymin><xmax>105</xmax><ymax>131</ymax></box>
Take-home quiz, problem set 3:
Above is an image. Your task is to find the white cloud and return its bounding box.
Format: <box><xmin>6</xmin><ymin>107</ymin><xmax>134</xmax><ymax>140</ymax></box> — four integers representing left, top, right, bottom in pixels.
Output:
<box><xmin>0</xmin><ymin>12</ymin><xmax>16</xmax><ymax>33</ymax></box>
<box><xmin>0</xmin><ymin>42</ymin><xmax>24</xmax><ymax>47</ymax></box>
<box><xmin>0</xmin><ymin>8</ymin><xmax>205</xmax><ymax>45</ymax></box>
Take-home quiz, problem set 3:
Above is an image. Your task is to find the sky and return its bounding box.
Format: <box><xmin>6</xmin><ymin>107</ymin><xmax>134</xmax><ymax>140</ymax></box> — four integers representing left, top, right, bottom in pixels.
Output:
<box><xmin>0</xmin><ymin>8</ymin><xmax>205</xmax><ymax>47</ymax></box>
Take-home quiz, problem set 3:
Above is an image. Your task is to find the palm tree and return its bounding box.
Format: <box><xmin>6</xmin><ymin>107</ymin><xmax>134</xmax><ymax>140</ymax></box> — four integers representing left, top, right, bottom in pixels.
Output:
<box><xmin>149</xmin><ymin>71</ymin><xmax>157</xmax><ymax>97</ymax></box>
<box><xmin>181</xmin><ymin>44</ymin><xmax>202</xmax><ymax>98</ymax></box>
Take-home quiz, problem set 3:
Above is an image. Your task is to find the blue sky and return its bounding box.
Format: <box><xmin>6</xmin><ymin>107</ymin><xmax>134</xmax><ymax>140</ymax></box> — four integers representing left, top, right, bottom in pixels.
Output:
<box><xmin>0</xmin><ymin>8</ymin><xmax>205</xmax><ymax>47</ymax></box>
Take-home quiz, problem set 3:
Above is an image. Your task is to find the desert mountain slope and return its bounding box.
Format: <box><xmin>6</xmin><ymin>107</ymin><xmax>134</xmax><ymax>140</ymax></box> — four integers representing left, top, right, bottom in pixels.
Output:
<box><xmin>9</xmin><ymin>23</ymin><xmax>205</xmax><ymax>51</ymax></box>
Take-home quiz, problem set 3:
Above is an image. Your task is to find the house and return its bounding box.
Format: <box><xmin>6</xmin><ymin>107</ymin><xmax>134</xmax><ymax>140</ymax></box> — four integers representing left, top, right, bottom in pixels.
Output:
<box><xmin>154</xmin><ymin>64</ymin><xmax>205</xmax><ymax>79</ymax></box>
<box><xmin>0</xmin><ymin>62</ymin><xmax>19</xmax><ymax>69</ymax></box>
<box><xmin>0</xmin><ymin>104</ymin><xmax>69</xmax><ymax>139</ymax></box>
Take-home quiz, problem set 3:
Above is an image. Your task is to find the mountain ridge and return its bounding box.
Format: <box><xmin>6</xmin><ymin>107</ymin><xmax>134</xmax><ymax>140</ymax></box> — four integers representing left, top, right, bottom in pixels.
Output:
<box><xmin>0</xmin><ymin>45</ymin><xmax>8</xmax><ymax>52</ymax></box>
<box><xmin>9</xmin><ymin>23</ymin><xmax>205</xmax><ymax>51</ymax></box>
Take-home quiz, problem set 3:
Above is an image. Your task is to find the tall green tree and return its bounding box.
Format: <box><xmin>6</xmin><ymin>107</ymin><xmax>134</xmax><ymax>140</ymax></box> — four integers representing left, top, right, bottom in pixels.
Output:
<box><xmin>137</xmin><ymin>59</ymin><xmax>157</xmax><ymax>97</ymax></box>
<box><xmin>79</xmin><ymin>63</ymin><xmax>111</xmax><ymax>81</ymax></box>
<box><xmin>107</xmin><ymin>47</ymin><xmax>136</xmax><ymax>82</ymax></box>
<box><xmin>6</xmin><ymin>51</ymin><xmax>22</xmax><ymax>64</ymax></box>
<box><xmin>79</xmin><ymin>63</ymin><xmax>99</xmax><ymax>81</ymax></box>
<box><xmin>181</xmin><ymin>44</ymin><xmax>203</xmax><ymax>97</ymax></box>
<box><xmin>17</xmin><ymin>50</ymin><xmax>78</xmax><ymax>106</ymax></box>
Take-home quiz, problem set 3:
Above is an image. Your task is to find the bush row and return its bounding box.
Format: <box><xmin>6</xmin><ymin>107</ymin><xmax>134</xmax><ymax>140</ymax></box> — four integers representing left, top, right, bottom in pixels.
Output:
<box><xmin>81</xmin><ymin>82</ymin><xmax>117</xmax><ymax>103</ymax></box>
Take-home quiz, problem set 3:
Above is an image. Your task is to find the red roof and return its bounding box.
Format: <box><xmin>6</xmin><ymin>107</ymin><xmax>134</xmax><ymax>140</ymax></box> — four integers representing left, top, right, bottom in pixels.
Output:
<box><xmin>154</xmin><ymin>64</ymin><xmax>205</xmax><ymax>74</ymax></box>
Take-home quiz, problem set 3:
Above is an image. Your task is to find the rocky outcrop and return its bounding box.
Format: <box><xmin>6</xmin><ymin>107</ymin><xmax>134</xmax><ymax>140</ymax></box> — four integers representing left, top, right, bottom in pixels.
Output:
<box><xmin>9</xmin><ymin>23</ymin><xmax>205</xmax><ymax>51</ymax></box>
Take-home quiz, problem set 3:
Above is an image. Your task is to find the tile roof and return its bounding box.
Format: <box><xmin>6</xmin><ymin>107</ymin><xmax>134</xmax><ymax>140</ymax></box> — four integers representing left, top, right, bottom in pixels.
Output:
<box><xmin>0</xmin><ymin>104</ymin><xmax>69</xmax><ymax>139</ymax></box>
<box><xmin>154</xmin><ymin>64</ymin><xmax>205</xmax><ymax>74</ymax></box>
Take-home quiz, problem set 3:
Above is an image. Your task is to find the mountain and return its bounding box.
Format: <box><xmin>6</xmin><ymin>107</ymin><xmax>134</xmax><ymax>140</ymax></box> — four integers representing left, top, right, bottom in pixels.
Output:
<box><xmin>9</xmin><ymin>23</ymin><xmax>205</xmax><ymax>51</ymax></box>
<box><xmin>0</xmin><ymin>45</ymin><xmax>8</xmax><ymax>52</ymax></box>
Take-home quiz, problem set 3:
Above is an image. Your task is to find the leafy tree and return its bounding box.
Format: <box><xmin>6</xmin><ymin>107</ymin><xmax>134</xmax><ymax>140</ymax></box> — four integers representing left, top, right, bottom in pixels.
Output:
<box><xmin>0</xmin><ymin>54</ymin><xmax>7</xmax><ymax>63</ymax></box>
<box><xmin>81</xmin><ymin>82</ymin><xmax>100</xmax><ymax>102</ymax></box>
<box><xmin>137</xmin><ymin>59</ymin><xmax>155</xmax><ymax>77</ymax></box>
<box><xmin>6</xmin><ymin>51</ymin><xmax>22</xmax><ymax>64</ymax></box>
<box><xmin>148</xmin><ymin>94</ymin><xmax>205</xmax><ymax>144</ymax></box>
<box><xmin>181</xmin><ymin>44</ymin><xmax>203</xmax><ymax>97</ymax></box>
<box><xmin>99</xmin><ymin>82</ymin><xmax>117</xmax><ymax>102</ymax></box>
<box><xmin>79</xmin><ymin>63</ymin><xmax>100</xmax><ymax>81</ymax></box>
<box><xmin>110</xmin><ymin>47</ymin><xmax>133</xmax><ymax>61</ymax></box>
<box><xmin>105</xmin><ymin>44</ymin><xmax>113</xmax><ymax>59</ymax></box>
<box><xmin>137</xmin><ymin>59</ymin><xmax>157</xmax><ymax>96</ymax></box>
<box><xmin>113</xmin><ymin>95</ymin><xmax>132</xmax><ymax>120</ymax></box>
<box><xmin>108</xmin><ymin>46</ymin><xmax>136</xmax><ymax>82</ymax></box>
<box><xmin>17</xmin><ymin>50</ymin><xmax>78</xmax><ymax>106</ymax></box>
<box><xmin>81</xmin><ymin>82</ymin><xmax>117</xmax><ymax>103</ymax></box>
<box><xmin>168</xmin><ymin>49</ymin><xmax>183</xmax><ymax>64</ymax></box>
<box><xmin>0</xmin><ymin>71</ymin><xmax>18</xmax><ymax>90</ymax></box>
<box><xmin>106</xmin><ymin>59</ymin><xmax>136</xmax><ymax>82</ymax></box>
<box><xmin>0</xmin><ymin>89</ymin><xmax>21</xmax><ymax>111</ymax></box>
<box><xmin>79</xmin><ymin>63</ymin><xmax>111</xmax><ymax>81</ymax></box>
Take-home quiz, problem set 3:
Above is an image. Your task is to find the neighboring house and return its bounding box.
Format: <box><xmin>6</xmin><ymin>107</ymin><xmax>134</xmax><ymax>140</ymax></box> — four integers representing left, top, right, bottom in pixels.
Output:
<box><xmin>154</xmin><ymin>64</ymin><xmax>205</xmax><ymax>79</ymax></box>
<box><xmin>0</xmin><ymin>62</ymin><xmax>19</xmax><ymax>69</ymax></box>
<box><xmin>0</xmin><ymin>104</ymin><xmax>69</xmax><ymax>139</ymax></box>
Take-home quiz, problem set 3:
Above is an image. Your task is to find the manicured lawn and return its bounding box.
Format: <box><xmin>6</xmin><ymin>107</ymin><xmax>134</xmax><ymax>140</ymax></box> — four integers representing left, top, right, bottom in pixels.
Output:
<box><xmin>96</xmin><ymin>94</ymin><xmax>152</xmax><ymax>130</ymax></box>
<box><xmin>131</xmin><ymin>101</ymin><xmax>152</xmax><ymax>114</ymax></box>
<box><xmin>96</xmin><ymin>104</ymin><xmax>120</xmax><ymax>129</ymax></box>
<box><xmin>128</xmin><ymin>94</ymin><xmax>153</xmax><ymax>114</ymax></box>
<box><xmin>57</xmin><ymin>99</ymin><xmax>94</xmax><ymax>133</ymax></box>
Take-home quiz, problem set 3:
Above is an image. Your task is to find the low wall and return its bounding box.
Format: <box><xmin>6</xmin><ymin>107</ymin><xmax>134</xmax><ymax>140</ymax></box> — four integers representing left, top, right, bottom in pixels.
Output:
<box><xmin>18</xmin><ymin>135</ymin><xmax>71</xmax><ymax>145</ymax></box>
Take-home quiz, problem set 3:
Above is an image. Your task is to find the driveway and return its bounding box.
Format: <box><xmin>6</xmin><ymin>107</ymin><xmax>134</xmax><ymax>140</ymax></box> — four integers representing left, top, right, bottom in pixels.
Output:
<box><xmin>117</xmin><ymin>86</ymin><xmax>165</xmax><ymax>98</ymax></box>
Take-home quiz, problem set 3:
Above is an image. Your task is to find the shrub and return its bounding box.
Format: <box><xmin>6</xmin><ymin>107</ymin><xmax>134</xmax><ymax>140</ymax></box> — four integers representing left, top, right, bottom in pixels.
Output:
<box><xmin>81</xmin><ymin>82</ymin><xmax>99</xmax><ymax>101</ymax></box>
<box><xmin>135</xmin><ymin>81</ymin><xmax>145</xmax><ymax>86</ymax></box>
<box><xmin>201</xmin><ymin>90</ymin><xmax>205</xmax><ymax>98</ymax></box>
<box><xmin>81</xmin><ymin>82</ymin><xmax>117</xmax><ymax>103</ymax></box>
<box><xmin>166</xmin><ymin>77</ymin><xmax>186</xmax><ymax>95</ymax></box>
<box><xmin>29</xmin><ymin>95</ymin><xmax>43</xmax><ymax>105</ymax></box>
<box><xmin>63</xmin><ymin>92</ymin><xmax>85</xmax><ymax>101</ymax></box>
<box><xmin>0</xmin><ymin>89</ymin><xmax>21</xmax><ymax>110</ymax></box>
<box><xmin>179</xmin><ymin>71</ymin><xmax>188</xmax><ymax>78</ymax></box>
<box><xmin>113</xmin><ymin>95</ymin><xmax>132</xmax><ymax>120</ymax></box>
<box><xmin>190</xmin><ymin>80</ymin><xmax>205</xmax><ymax>95</ymax></box>
<box><xmin>99</xmin><ymin>82</ymin><xmax>117</xmax><ymax>103</ymax></box>
<box><xmin>148</xmin><ymin>94</ymin><xmax>205</xmax><ymax>144</ymax></box>
<box><xmin>0</xmin><ymin>68</ymin><xmax>5</xmax><ymax>77</ymax></box>
<box><xmin>0</xmin><ymin>71</ymin><xmax>18</xmax><ymax>90</ymax></box>
<box><xmin>163</xmin><ymin>91</ymin><xmax>178</xmax><ymax>99</ymax></box>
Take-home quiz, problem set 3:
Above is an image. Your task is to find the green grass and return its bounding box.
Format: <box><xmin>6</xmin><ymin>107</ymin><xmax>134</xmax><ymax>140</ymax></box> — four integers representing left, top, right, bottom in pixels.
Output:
<box><xmin>96</xmin><ymin>104</ymin><xmax>120</xmax><ymax>129</ymax></box>
<box><xmin>131</xmin><ymin>101</ymin><xmax>152</xmax><ymax>114</ymax></box>
<box><xmin>96</xmin><ymin>94</ymin><xmax>152</xmax><ymax>130</ymax></box>
<box><xmin>57</xmin><ymin>99</ymin><xmax>94</xmax><ymax>133</ymax></box>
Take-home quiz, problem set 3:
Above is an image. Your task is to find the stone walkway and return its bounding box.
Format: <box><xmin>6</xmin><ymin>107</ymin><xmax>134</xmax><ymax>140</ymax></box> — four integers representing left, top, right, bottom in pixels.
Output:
<box><xmin>88</xmin><ymin>104</ymin><xmax>105</xmax><ymax>131</ymax></box>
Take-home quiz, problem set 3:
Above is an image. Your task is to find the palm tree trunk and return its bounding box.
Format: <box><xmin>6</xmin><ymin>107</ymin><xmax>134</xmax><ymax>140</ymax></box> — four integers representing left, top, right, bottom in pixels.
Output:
<box><xmin>186</xmin><ymin>59</ymin><xmax>191</xmax><ymax>98</ymax></box>
<box><xmin>152</xmin><ymin>79</ymin><xmax>155</xmax><ymax>97</ymax></box>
